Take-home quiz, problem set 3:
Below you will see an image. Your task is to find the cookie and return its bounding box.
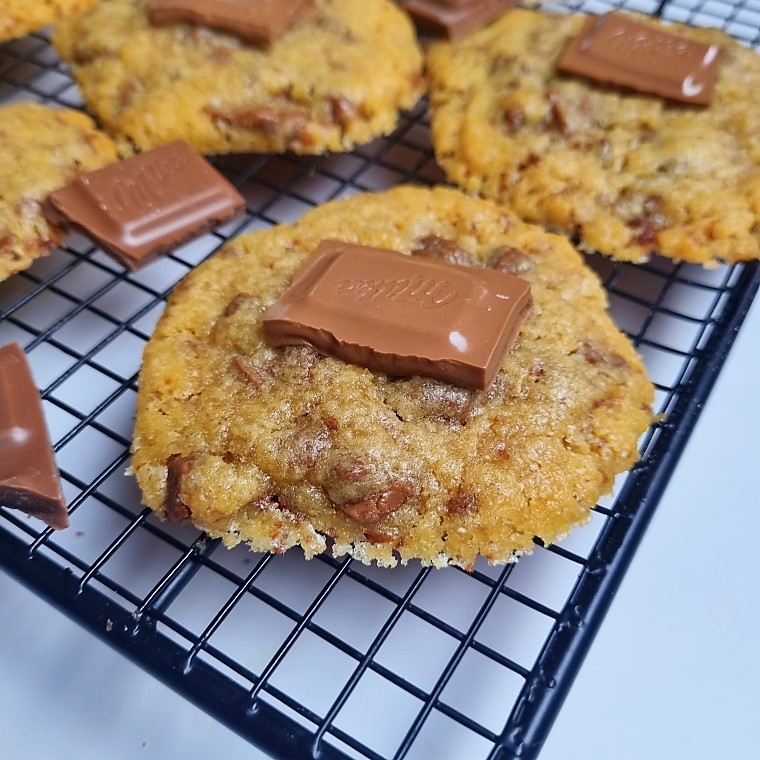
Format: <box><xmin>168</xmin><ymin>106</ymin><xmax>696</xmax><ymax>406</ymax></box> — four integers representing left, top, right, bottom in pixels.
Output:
<box><xmin>0</xmin><ymin>103</ymin><xmax>119</xmax><ymax>283</ymax></box>
<box><xmin>0</xmin><ymin>0</ymin><xmax>96</xmax><ymax>42</ymax></box>
<box><xmin>132</xmin><ymin>186</ymin><xmax>654</xmax><ymax>569</ymax></box>
<box><xmin>53</xmin><ymin>0</ymin><xmax>425</xmax><ymax>155</ymax></box>
<box><xmin>425</xmin><ymin>9</ymin><xmax>760</xmax><ymax>265</ymax></box>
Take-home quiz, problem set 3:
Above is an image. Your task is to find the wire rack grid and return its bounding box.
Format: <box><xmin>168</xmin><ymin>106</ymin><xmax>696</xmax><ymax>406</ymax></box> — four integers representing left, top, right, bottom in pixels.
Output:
<box><xmin>1</xmin><ymin>1</ymin><xmax>759</xmax><ymax>758</ymax></box>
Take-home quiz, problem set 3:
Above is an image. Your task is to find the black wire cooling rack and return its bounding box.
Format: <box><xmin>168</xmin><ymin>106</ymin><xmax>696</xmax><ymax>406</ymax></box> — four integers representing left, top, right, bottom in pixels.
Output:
<box><xmin>1</xmin><ymin>1</ymin><xmax>759</xmax><ymax>758</ymax></box>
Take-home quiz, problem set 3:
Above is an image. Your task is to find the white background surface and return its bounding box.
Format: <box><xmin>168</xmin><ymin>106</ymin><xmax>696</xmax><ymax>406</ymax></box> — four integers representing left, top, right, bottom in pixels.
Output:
<box><xmin>2</xmin><ymin>292</ymin><xmax>758</xmax><ymax>760</ymax></box>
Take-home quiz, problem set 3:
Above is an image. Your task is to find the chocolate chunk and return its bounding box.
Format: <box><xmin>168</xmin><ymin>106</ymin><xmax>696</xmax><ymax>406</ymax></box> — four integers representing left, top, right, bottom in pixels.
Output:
<box><xmin>164</xmin><ymin>453</ymin><xmax>195</xmax><ymax>520</ymax></box>
<box><xmin>363</xmin><ymin>527</ymin><xmax>395</xmax><ymax>544</ymax></box>
<box><xmin>504</xmin><ymin>104</ymin><xmax>525</xmax><ymax>131</ymax></box>
<box><xmin>329</xmin><ymin>96</ymin><xmax>361</xmax><ymax>131</ymax></box>
<box><xmin>445</xmin><ymin>491</ymin><xmax>479</xmax><ymax>515</ymax></box>
<box><xmin>628</xmin><ymin>216</ymin><xmax>658</xmax><ymax>247</ymax></box>
<box><xmin>263</xmin><ymin>240</ymin><xmax>532</xmax><ymax>390</ymax></box>
<box><xmin>44</xmin><ymin>141</ymin><xmax>245</xmax><ymax>271</ymax></box>
<box><xmin>488</xmin><ymin>246</ymin><xmax>533</xmax><ymax>275</ymax></box>
<box><xmin>340</xmin><ymin>486</ymin><xmax>411</xmax><ymax>525</ymax></box>
<box><xmin>0</xmin><ymin>343</ymin><xmax>68</xmax><ymax>530</ymax></box>
<box><xmin>390</xmin><ymin>376</ymin><xmax>474</xmax><ymax>424</ymax></box>
<box><xmin>323</xmin><ymin>456</ymin><xmax>379</xmax><ymax>505</ymax></box>
<box><xmin>547</xmin><ymin>91</ymin><xmax>570</xmax><ymax>134</ymax></box>
<box><xmin>282</xmin><ymin>421</ymin><xmax>332</xmax><ymax>473</ymax></box>
<box><xmin>233</xmin><ymin>356</ymin><xmax>268</xmax><ymax>388</ymax></box>
<box><xmin>331</xmin><ymin>457</ymin><xmax>370</xmax><ymax>483</ymax></box>
<box><xmin>205</xmin><ymin>105</ymin><xmax>311</xmax><ymax>136</ymax></box>
<box><xmin>149</xmin><ymin>0</ymin><xmax>317</xmax><ymax>46</ymax></box>
<box><xmin>411</xmin><ymin>235</ymin><xmax>478</xmax><ymax>267</ymax></box>
<box><xmin>556</xmin><ymin>12</ymin><xmax>720</xmax><ymax>106</ymax></box>
<box><xmin>223</xmin><ymin>292</ymin><xmax>259</xmax><ymax>318</ymax></box>
<box><xmin>402</xmin><ymin>0</ymin><xmax>518</xmax><ymax>41</ymax></box>
<box><xmin>577</xmin><ymin>341</ymin><xmax>629</xmax><ymax>371</ymax></box>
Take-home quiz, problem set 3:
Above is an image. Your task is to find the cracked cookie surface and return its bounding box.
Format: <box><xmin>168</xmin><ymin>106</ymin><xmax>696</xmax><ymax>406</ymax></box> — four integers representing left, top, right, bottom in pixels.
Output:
<box><xmin>426</xmin><ymin>8</ymin><xmax>760</xmax><ymax>265</ymax></box>
<box><xmin>132</xmin><ymin>186</ymin><xmax>653</xmax><ymax>568</ymax></box>
<box><xmin>53</xmin><ymin>0</ymin><xmax>424</xmax><ymax>155</ymax></box>
<box><xmin>0</xmin><ymin>103</ymin><xmax>118</xmax><ymax>283</ymax></box>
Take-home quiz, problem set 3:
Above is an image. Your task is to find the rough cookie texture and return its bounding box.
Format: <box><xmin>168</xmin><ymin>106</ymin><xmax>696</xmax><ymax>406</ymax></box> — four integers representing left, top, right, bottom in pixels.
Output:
<box><xmin>53</xmin><ymin>0</ymin><xmax>424</xmax><ymax>155</ymax></box>
<box><xmin>0</xmin><ymin>103</ymin><xmax>119</xmax><ymax>283</ymax></box>
<box><xmin>426</xmin><ymin>9</ymin><xmax>760</xmax><ymax>265</ymax></box>
<box><xmin>132</xmin><ymin>186</ymin><xmax>653</xmax><ymax>568</ymax></box>
<box><xmin>0</xmin><ymin>0</ymin><xmax>96</xmax><ymax>42</ymax></box>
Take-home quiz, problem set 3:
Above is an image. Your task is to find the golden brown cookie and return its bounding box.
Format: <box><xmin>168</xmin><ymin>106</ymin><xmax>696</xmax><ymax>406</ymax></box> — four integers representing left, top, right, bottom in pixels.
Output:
<box><xmin>132</xmin><ymin>186</ymin><xmax>653</xmax><ymax>568</ymax></box>
<box><xmin>0</xmin><ymin>0</ymin><xmax>97</xmax><ymax>42</ymax></box>
<box><xmin>0</xmin><ymin>103</ymin><xmax>119</xmax><ymax>283</ymax></box>
<box><xmin>426</xmin><ymin>8</ymin><xmax>760</xmax><ymax>265</ymax></box>
<box><xmin>52</xmin><ymin>0</ymin><xmax>425</xmax><ymax>155</ymax></box>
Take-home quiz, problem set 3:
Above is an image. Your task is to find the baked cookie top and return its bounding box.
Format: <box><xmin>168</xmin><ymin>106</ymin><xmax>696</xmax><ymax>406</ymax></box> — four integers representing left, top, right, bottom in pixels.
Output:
<box><xmin>132</xmin><ymin>186</ymin><xmax>653</xmax><ymax>569</ymax></box>
<box><xmin>426</xmin><ymin>8</ymin><xmax>760</xmax><ymax>266</ymax></box>
<box><xmin>0</xmin><ymin>0</ymin><xmax>97</xmax><ymax>42</ymax></box>
<box><xmin>0</xmin><ymin>103</ymin><xmax>118</xmax><ymax>283</ymax></box>
<box><xmin>53</xmin><ymin>0</ymin><xmax>424</xmax><ymax>156</ymax></box>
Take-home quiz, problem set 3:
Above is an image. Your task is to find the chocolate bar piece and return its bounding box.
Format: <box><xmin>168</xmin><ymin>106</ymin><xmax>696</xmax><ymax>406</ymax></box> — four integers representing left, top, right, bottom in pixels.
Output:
<box><xmin>263</xmin><ymin>239</ymin><xmax>532</xmax><ymax>390</ymax></box>
<box><xmin>149</xmin><ymin>0</ymin><xmax>317</xmax><ymax>46</ymax></box>
<box><xmin>402</xmin><ymin>0</ymin><xmax>518</xmax><ymax>41</ymax></box>
<box><xmin>557</xmin><ymin>12</ymin><xmax>720</xmax><ymax>106</ymax></box>
<box><xmin>0</xmin><ymin>343</ymin><xmax>68</xmax><ymax>530</ymax></box>
<box><xmin>44</xmin><ymin>141</ymin><xmax>245</xmax><ymax>271</ymax></box>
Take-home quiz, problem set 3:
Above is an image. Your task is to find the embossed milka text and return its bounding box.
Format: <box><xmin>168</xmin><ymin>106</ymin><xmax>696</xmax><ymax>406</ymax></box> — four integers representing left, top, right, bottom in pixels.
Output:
<box><xmin>105</xmin><ymin>153</ymin><xmax>186</xmax><ymax>215</ymax></box>
<box><xmin>332</xmin><ymin>275</ymin><xmax>459</xmax><ymax>309</ymax></box>
<box><xmin>607</xmin><ymin>26</ymin><xmax>692</xmax><ymax>59</ymax></box>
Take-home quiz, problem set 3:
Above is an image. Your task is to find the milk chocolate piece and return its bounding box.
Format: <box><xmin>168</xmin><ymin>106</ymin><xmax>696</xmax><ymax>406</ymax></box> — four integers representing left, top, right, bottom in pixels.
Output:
<box><xmin>263</xmin><ymin>240</ymin><xmax>532</xmax><ymax>390</ymax></box>
<box><xmin>557</xmin><ymin>12</ymin><xmax>720</xmax><ymax>106</ymax></box>
<box><xmin>402</xmin><ymin>0</ymin><xmax>518</xmax><ymax>41</ymax></box>
<box><xmin>149</xmin><ymin>0</ymin><xmax>317</xmax><ymax>46</ymax></box>
<box><xmin>44</xmin><ymin>141</ymin><xmax>245</xmax><ymax>270</ymax></box>
<box><xmin>0</xmin><ymin>343</ymin><xmax>68</xmax><ymax>530</ymax></box>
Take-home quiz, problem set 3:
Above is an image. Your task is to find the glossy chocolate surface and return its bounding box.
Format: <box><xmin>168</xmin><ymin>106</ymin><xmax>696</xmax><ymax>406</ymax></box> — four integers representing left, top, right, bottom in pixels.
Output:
<box><xmin>149</xmin><ymin>0</ymin><xmax>316</xmax><ymax>45</ymax></box>
<box><xmin>44</xmin><ymin>141</ymin><xmax>245</xmax><ymax>270</ymax></box>
<box><xmin>557</xmin><ymin>12</ymin><xmax>719</xmax><ymax>106</ymax></box>
<box><xmin>0</xmin><ymin>343</ymin><xmax>68</xmax><ymax>530</ymax></box>
<box><xmin>402</xmin><ymin>0</ymin><xmax>517</xmax><ymax>41</ymax></box>
<box><xmin>263</xmin><ymin>239</ymin><xmax>532</xmax><ymax>390</ymax></box>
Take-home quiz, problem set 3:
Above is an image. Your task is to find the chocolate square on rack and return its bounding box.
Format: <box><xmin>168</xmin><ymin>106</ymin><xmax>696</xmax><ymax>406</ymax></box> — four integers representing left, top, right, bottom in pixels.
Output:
<box><xmin>44</xmin><ymin>141</ymin><xmax>245</xmax><ymax>270</ymax></box>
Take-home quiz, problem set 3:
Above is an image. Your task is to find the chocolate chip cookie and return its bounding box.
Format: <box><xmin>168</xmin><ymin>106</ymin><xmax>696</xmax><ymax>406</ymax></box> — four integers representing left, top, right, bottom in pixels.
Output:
<box><xmin>426</xmin><ymin>8</ymin><xmax>760</xmax><ymax>265</ymax></box>
<box><xmin>53</xmin><ymin>0</ymin><xmax>425</xmax><ymax>155</ymax></box>
<box><xmin>132</xmin><ymin>186</ymin><xmax>653</xmax><ymax>568</ymax></box>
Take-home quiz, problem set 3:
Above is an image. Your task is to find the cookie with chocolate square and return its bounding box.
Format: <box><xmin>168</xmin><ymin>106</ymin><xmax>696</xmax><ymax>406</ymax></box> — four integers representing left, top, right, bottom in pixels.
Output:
<box><xmin>0</xmin><ymin>0</ymin><xmax>97</xmax><ymax>42</ymax></box>
<box><xmin>425</xmin><ymin>8</ymin><xmax>760</xmax><ymax>265</ymax></box>
<box><xmin>0</xmin><ymin>103</ymin><xmax>119</xmax><ymax>283</ymax></box>
<box><xmin>52</xmin><ymin>0</ymin><xmax>425</xmax><ymax>156</ymax></box>
<box><xmin>132</xmin><ymin>186</ymin><xmax>653</xmax><ymax>568</ymax></box>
